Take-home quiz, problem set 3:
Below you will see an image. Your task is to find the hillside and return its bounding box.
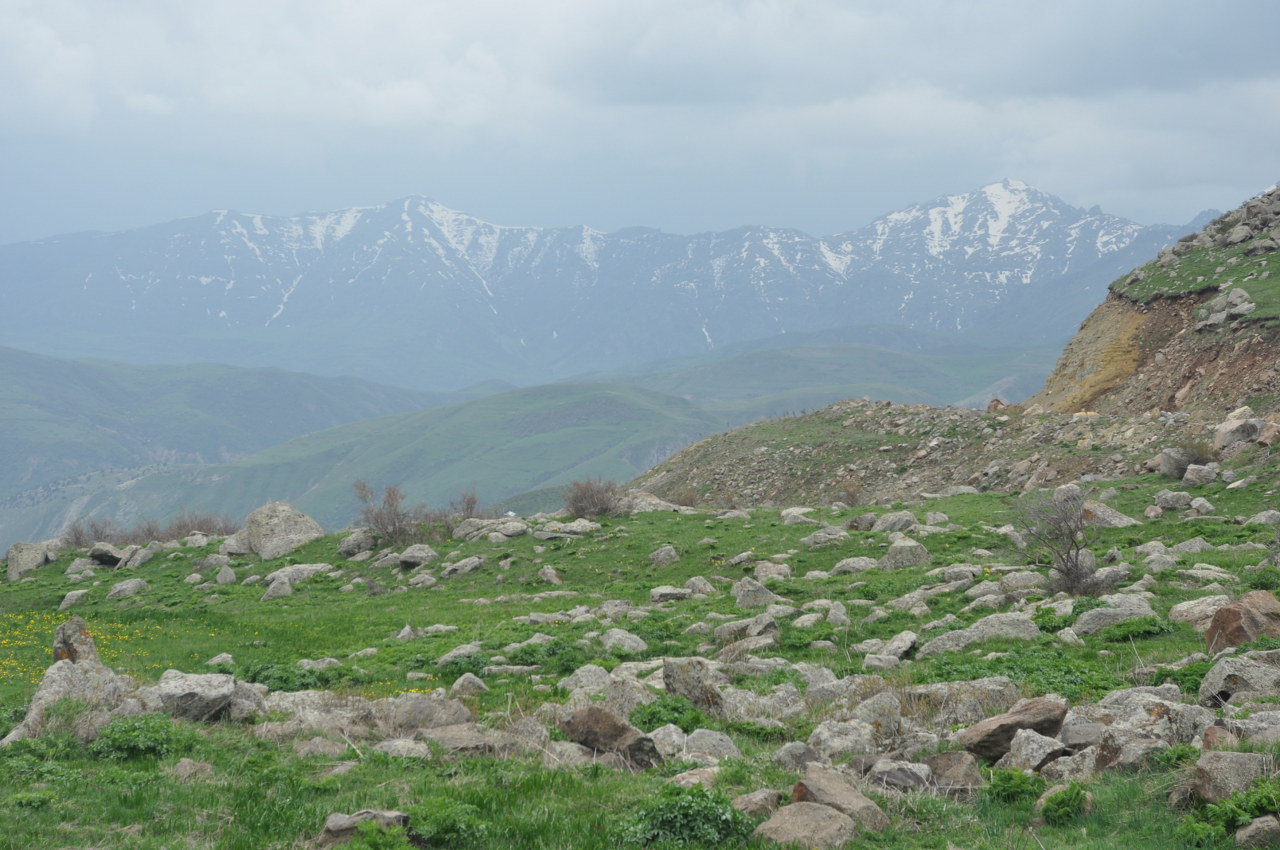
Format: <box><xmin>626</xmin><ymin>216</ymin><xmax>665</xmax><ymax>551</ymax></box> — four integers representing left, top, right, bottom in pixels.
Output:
<box><xmin>36</xmin><ymin>383</ymin><xmax>722</xmax><ymax>536</ymax></box>
<box><xmin>637</xmin><ymin>185</ymin><xmax>1280</xmax><ymax>510</ymax></box>
<box><xmin>1030</xmin><ymin>184</ymin><xmax>1280</xmax><ymax>418</ymax></box>
<box><xmin>3</xmin><ymin>452</ymin><xmax>1280</xmax><ymax>847</ymax></box>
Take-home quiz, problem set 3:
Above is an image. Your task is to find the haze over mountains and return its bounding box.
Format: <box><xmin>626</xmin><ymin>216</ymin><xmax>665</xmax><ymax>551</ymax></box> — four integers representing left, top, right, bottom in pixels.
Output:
<box><xmin>0</xmin><ymin>180</ymin><xmax>1208</xmax><ymax>549</ymax></box>
<box><xmin>2</xmin><ymin>180</ymin><xmax>1203</xmax><ymax>390</ymax></box>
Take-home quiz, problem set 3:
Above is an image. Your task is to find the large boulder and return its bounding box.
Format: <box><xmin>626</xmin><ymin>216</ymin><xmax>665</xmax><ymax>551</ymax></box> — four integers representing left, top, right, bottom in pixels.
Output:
<box><xmin>245</xmin><ymin>502</ymin><xmax>325</xmax><ymax>560</ymax></box>
<box><xmin>138</xmin><ymin>670</ymin><xmax>265</xmax><ymax>721</ymax></box>
<box><xmin>6</xmin><ymin>541</ymin><xmax>50</xmax><ymax>581</ymax></box>
<box><xmin>956</xmin><ymin>696</ymin><xmax>1068</xmax><ymax>760</ymax></box>
<box><xmin>1198</xmin><ymin>650</ymin><xmax>1280</xmax><ymax>707</ymax></box>
<box><xmin>790</xmin><ymin>764</ymin><xmax>890</xmax><ymax>830</ymax></box>
<box><xmin>753</xmin><ymin>803</ymin><xmax>858</xmax><ymax>848</ymax></box>
<box><xmin>917</xmin><ymin>613</ymin><xmax>1040</xmax><ymax>657</ymax></box>
<box><xmin>663</xmin><ymin>657</ymin><xmax>726</xmax><ymax>714</ymax></box>
<box><xmin>1205</xmin><ymin>591</ymin><xmax>1280</xmax><ymax>652</ymax></box>
<box><xmin>558</xmin><ymin>705</ymin><xmax>662</xmax><ymax>769</ymax></box>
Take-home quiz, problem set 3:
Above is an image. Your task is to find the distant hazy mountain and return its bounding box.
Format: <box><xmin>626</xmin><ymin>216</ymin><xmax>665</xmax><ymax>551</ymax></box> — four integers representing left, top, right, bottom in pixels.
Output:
<box><xmin>0</xmin><ymin>180</ymin><xmax>1198</xmax><ymax>390</ymax></box>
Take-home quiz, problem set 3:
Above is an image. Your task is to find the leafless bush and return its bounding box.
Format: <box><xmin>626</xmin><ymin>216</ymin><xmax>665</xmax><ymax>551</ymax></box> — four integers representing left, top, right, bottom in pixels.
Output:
<box><xmin>666</xmin><ymin>485</ymin><xmax>700</xmax><ymax>508</ymax></box>
<box><xmin>1014</xmin><ymin>488</ymin><xmax>1104</xmax><ymax>596</ymax></box>
<box><xmin>563</xmin><ymin>477</ymin><xmax>622</xmax><ymax>519</ymax></box>
<box><xmin>63</xmin><ymin>510</ymin><xmax>239</xmax><ymax>547</ymax></box>
<box><xmin>354</xmin><ymin>481</ymin><xmax>429</xmax><ymax>545</ymax></box>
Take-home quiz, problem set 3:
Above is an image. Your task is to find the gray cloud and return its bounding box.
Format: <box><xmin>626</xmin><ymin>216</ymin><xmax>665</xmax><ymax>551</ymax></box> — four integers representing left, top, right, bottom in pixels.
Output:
<box><xmin>1</xmin><ymin>0</ymin><xmax>1277</xmax><ymax>242</ymax></box>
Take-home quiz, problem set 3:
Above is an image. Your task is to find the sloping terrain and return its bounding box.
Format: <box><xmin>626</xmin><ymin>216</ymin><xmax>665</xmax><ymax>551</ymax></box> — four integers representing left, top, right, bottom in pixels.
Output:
<box><xmin>1031</xmin><ymin>185</ymin><xmax>1280</xmax><ymax>419</ymax></box>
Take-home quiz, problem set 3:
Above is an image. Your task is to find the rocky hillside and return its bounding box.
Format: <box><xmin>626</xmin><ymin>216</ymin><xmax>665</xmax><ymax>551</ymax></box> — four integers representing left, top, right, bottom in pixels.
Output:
<box><xmin>636</xmin><ymin>185</ymin><xmax>1280</xmax><ymax>510</ymax></box>
<box><xmin>1030</xmin><ymin>184</ymin><xmax>1280</xmax><ymax>419</ymax></box>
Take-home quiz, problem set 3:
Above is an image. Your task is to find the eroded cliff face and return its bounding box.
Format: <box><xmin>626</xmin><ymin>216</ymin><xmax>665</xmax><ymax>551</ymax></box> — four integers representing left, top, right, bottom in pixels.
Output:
<box><xmin>1029</xmin><ymin>291</ymin><xmax>1280</xmax><ymax>419</ymax></box>
<box><xmin>1030</xmin><ymin>184</ymin><xmax>1280</xmax><ymax>420</ymax></box>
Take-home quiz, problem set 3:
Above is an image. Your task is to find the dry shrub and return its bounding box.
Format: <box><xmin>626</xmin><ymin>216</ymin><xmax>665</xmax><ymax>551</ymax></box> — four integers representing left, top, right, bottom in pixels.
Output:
<box><xmin>354</xmin><ymin>481</ymin><xmax>429</xmax><ymax>545</ymax></box>
<box><xmin>1014</xmin><ymin>488</ymin><xmax>1104</xmax><ymax>596</ymax></box>
<box><xmin>63</xmin><ymin>510</ymin><xmax>239</xmax><ymax>547</ymax></box>
<box><xmin>563</xmin><ymin>477</ymin><xmax>622</xmax><ymax>519</ymax></box>
<box><xmin>666</xmin><ymin>486</ymin><xmax>700</xmax><ymax>508</ymax></box>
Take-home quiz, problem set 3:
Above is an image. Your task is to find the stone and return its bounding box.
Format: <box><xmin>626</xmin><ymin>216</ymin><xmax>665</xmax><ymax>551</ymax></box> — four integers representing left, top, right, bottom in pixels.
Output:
<box><xmin>800</xmin><ymin>526</ymin><xmax>849</xmax><ymax>547</ymax></box>
<box><xmin>1198</xmin><ymin>650</ymin><xmax>1280</xmax><ymax>707</ymax></box>
<box><xmin>207</xmin><ymin>652</ymin><xmax>234</xmax><ymax>666</ymax></box>
<box><xmin>649</xmin><ymin>545</ymin><xmax>679</xmax><ymax>566</ymax></box>
<box><xmin>1214</xmin><ymin>418</ymin><xmax>1263</xmax><ymax>451</ymax></box>
<box><xmin>449</xmin><ymin>672</ymin><xmax>488</xmax><ymax>698</ymax></box>
<box><xmin>872</xmin><ymin>511</ymin><xmax>918</xmax><ymax>532</ymax></box>
<box><xmin>58</xmin><ymin>590</ymin><xmax>90</xmax><ymax>611</ymax></box>
<box><xmin>600</xmin><ymin>628</ymin><xmax>647</xmax><ymax>654</ymax></box>
<box><xmin>441</xmin><ymin>556</ymin><xmax>484</xmax><ymax>578</ymax></box>
<box><xmin>790</xmin><ymin>764</ymin><xmax>890</xmax><ymax>830</ymax></box>
<box><xmin>807</xmin><ymin>719</ymin><xmax>877</xmax><ymax>761</ymax></box>
<box><xmin>879</xmin><ymin>537</ymin><xmax>930</xmax><ymax>569</ymax></box>
<box><xmin>6</xmin><ymin>541</ymin><xmax>49</xmax><ymax>581</ymax></box>
<box><xmin>138</xmin><ymin>669</ymin><xmax>265</xmax><ymax>722</ymax></box>
<box><xmin>732</xmin><ymin>789</ymin><xmax>781</xmax><ymax>817</ymax></box>
<box><xmin>1192</xmin><ymin>751</ymin><xmax>1271</xmax><ymax>804</ymax></box>
<box><xmin>106</xmin><ymin>578</ymin><xmax>148</xmax><ymax>599</ymax></box>
<box><xmin>994</xmin><ymin>728</ymin><xmax>1069</xmax><ymax>771</ymax></box>
<box><xmin>650</xmin><ymin>585</ymin><xmax>693</xmax><ymax>603</ymax></box>
<box><xmin>917</xmin><ymin>613</ymin><xmax>1041</xmax><ymax>657</ymax></box>
<box><xmin>1205</xmin><ymin>591</ymin><xmax>1280</xmax><ymax>652</ymax></box>
<box><xmin>1155</xmin><ymin>489</ymin><xmax>1193</xmax><ymax>510</ymax></box>
<box><xmin>53</xmin><ymin>615</ymin><xmax>100</xmax><ymax>664</ymax></box>
<box><xmin>957</xmin><ymin>696</ymin><xmax>1069</xmax><ymax>760</ymax></box>
<box><xmin>170</xmin><ymin>757</ymin><xmax>215</xmax><ymax>781</ymax></box>
<box><xmin>1183</xmin><ymin>464</ymin><xmax>1218</xmax><ymax>486</ymax></box>
<box><xmin>337</xmin><ymin>528</ymin><xmax>376</xmax><ymax>558</ymax></box>
<box><xmin>558</xmin><ymin>705</ymin><xmax>662</xmax><ymax>769</ymax></box>
<box><xmin>216</xmin><ymin>565</ymin><xmax>236</xmax><ymax>585</ymax></box>
<box><xmin>774</xmin><ymin>741</ymin><xmax>824</xmax><ymax>771</ymax></box>
<box><xmin>753</xmin><ymin>802</ymin><xmax>858</xmax><ymax>848</ymax></box>
<box><xmin>319</xmin><ymin>810</ymin><xmax>409</xmax><ymax>848</ymax></box>
<box><xmin>245</xmin><ymin>501</ymin><xmax>324</xmax><ymax>560</ymax></box>
<box><xmin>398</xmin><ymin>544</ymin><xmax>438</xmax><ymax>568</ymax></box>
<box><xmin>260</xmin><ymin>577</ymin><xmax>293</xmax><ymax>601</ymax></box>
<box><xmin>1072</xmin><ymin>595</ymin><xmax>1156</xmax><ymax>636</ymax></box>
<box><xmin>537</xmin><ymin>564</ymin><xmax>562</xmax><ymax>585</ymax></box>
<box><xmin>1237</xmin><ymin>815</ymin><xmax>1280</xmax><ymax>848</ymax></box>
<box><xmin>1169</xmin><ymin>595</ymin><xmax>1231</xmax><ymax>633</ymax></box>
<box><xmin>732</xmin><ymin>577</ymin><xmax>781</xmax><ymax>608</ymax></box>
<box><xmin>831</xmin><ymin>557</ymin><xmax>878</xmax><ymax>575</ymax></box>
<box><xmin>1082</xmin><ymin>500</ymin><xmax>1140</xmax><ymax>527</ymax></box>
<box><xmin>685</xmin><ymin>728</ymin><xmax>741</xmax><ymax>761</ymax></box>
<box><xmin>924</xmin><ymin>750</ymin><xmax>984</xmax><ymax>792</ymax></box>
<box><xmin>867</xmin><ymin>758</ymin><xmax>931</xmax><ymax>792</ymax></box>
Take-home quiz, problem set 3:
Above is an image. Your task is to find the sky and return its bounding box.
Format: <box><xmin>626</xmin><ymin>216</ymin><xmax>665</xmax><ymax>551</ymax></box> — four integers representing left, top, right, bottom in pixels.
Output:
<box><xmin>2</xmin><ymin>0</ymin><xmax>1278</xmax><ymax>244</ymax></box>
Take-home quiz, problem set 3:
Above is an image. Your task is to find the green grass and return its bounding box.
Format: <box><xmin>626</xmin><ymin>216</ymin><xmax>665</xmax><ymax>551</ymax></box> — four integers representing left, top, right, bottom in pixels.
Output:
<box><xmin>3</xmin><ymin>467</ymin><xmax>1280</xmax><ymax>848</ymax></box>
<box><xmin>1110</xmin><ymin>238</ymin><xmax>1278</xmax><ymax>325</ymax></box>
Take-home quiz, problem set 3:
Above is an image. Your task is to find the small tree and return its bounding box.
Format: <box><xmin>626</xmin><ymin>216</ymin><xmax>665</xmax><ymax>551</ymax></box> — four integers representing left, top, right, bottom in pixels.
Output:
<box><xmin>353</xmin><ymin>481</ymin><xmax>428</xmax><ymax>545</ymax></box>
<box><xmin>1014</xmin><ymin>487</ymin><xmax>1103</xmax><ymax>596</ymax></box>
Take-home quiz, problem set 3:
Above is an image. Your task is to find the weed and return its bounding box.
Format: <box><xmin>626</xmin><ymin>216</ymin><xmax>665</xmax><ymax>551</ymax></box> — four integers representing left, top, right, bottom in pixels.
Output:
<box><xmin>1040</xmin><ymin>782</ymin><xmax>1088</xmax><ymax>825</ymax></box>
<box><xmin>615</xmin><ymin>784</ymin><xmax>751</xmax><ymax>847</ymax></box>
<box><xmin>89</xmin><ymin>713</ymin><xmax>196</xmax><ymax>760</ymax></box>
<box><xmin>346</xmin><ymin>821</ymin><xmax>416</xmax><ymax>850</ymax></box>
<box><xmin>630</xmin><ymin>694</ymin><xmax>708</xmax><ymax>734</ymax></box>
<box><xmin>407</xmin><ymin>798</ymin><xmax>491</xmax><ymax>846</ymax></box>
<box><xmin>982</xmin><ymin>768</ymin><xmax>1046</xmax><ymax>804</ymax></box>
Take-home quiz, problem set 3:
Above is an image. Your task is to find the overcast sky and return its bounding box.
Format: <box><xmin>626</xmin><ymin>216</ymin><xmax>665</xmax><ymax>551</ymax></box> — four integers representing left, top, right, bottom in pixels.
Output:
<box><xmin>2</xmin><ymin>0</ymin><xmax>1277</xmax><ymax>244</ymax></box>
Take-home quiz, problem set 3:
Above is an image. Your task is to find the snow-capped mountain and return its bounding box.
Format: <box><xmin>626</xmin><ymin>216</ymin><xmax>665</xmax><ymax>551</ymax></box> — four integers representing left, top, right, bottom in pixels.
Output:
<box><xmin>0</xmin><ymin>181</ymin><xmax>1195</xmax><ymax>389</ymax></box>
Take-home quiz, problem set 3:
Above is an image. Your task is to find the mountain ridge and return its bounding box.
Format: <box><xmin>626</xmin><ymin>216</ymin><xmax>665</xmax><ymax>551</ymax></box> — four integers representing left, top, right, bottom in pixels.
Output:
<box><xmin>0</xmin><ymin>181</ymin><xmax>1198</xmax><ymax>390</ymax></box>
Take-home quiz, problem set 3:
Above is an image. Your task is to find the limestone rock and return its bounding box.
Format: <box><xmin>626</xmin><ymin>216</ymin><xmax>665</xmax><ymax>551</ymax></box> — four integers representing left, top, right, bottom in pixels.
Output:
<box><xmin>245</xmin><ymin>502</ymin><xmax>325</xmax><ymax>561</ymax></box>
<box><xmin>732</xmin><ymin>577</ymin><xmax>781</xmax><ymax>608</ymax></box>
<box><xmin>957</xmin><ymin>696</ymin><xmax>1068</xmax><ymax>760</ymax></box>
<box><xmin>138</xmin><ymin>669</ymin><xmax>265</xmax><ymax>722</ymax></box>
<box><xmin>558</xmin><ymin>705</ymin><xmax>662</xmax><ymax>769</ymax></box>
<box><xmin>790</xmin><ymin>764</ymin><xmax>890</xmax><ymax>830</ymax></box>
<box><xmin>6</xmin><ymin>541</ymin><xmax>49</xmax><ymax>581</ymax></box>
<box><xmin>917</xmin><ymin>613</ymin><xmax>1040</xmax><ymax>657</ymax></box>
<box><xmin>106</xmin><ymin>578</ymin><xmax>148</xmax><ymax>599</ymax></box>
<box><xmin>1193</xmin><ymin>751</ymin><xmax>1271</xmax><ymax>804</ymax></box>
<box><xmin>1205</xmin><ymin>591</ymin><xmax>1280</xmax><ymax>652</ymax></box>
<box><xmin>753</xmin><ymin>802</ymin><xmax>858</xmax><ymax>848</ymax></box>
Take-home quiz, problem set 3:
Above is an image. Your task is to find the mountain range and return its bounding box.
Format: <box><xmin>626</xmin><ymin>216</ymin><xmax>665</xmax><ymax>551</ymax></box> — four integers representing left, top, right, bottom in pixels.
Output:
<box><xmin>0</xmin><ymin>180</ymin><xmax>1204</xmax><ymax>390</ymax></box>
<box><xmin>0</xmin><ymin>180</ymin><xmax>1211</xmax><ymax>549</ymax></box>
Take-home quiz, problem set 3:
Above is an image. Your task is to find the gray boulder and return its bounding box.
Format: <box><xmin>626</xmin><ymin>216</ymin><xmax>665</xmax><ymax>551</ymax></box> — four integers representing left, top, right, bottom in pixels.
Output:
<box><xmin>732</xmin><ymin>577</ymin><xmax>781</xmax><ymax>608</ymax></box>
<box><xmin>138</xmin><ymin>670</ymin><xmax>265</xmax><ymax>721</ymax></box>
<box><xmin>917</xmin><ymin>613</ymin><xmax>1040</xmax><ymax>657</ymax></box>
<box><xmin>106</xmin><ymin>578</ymin><xmax>149</xmax><ymax>599</ymax></box>
<box><xmin>245</xmin><ymin>502</ymin><xmax>325</xmax><ymax>560</ymax></box>
<box><xmin>753</xmin><ymin>802</ymin><xmax>858</xmax><ymax>848</ymax></box>
<box><xmin>6</xmin><ymin>541</ymin><xmax>49</xmax><ymax>581</ymax></box>
<box><xmin>879</xmin><ymin>537</ymin><xmax>930</xmax><ymax>569</ymax></box>
<box><xmin>790</xmin><ymin>763</ymin><xmax>890</xmax><ymax>830</ymax></box>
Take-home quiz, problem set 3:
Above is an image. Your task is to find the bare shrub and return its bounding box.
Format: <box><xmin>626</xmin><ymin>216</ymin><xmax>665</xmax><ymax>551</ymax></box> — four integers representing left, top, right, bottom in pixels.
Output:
<box><xmin>667</xmin><ymin>486</ymin><xmax>700</xmax><ymax>508</ymax></box>
<box><xmin>354</xmin><ymin>481</ymin><xmax>429</xmax><ymax>545</ymax></box>
<box><xmin>63</xmin><ymin>510</ymin><xmax>239</xmax><ymax>547</ymax></box>
<box><xmin>1014</xmin><ymin>488</ymin><xmax>1104</xmax><ymax>596</ymax></box>
<box><xmin>563</xmin><ymin>477</ymin><xmax>622</xmax><ymax>519</ymax></box>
